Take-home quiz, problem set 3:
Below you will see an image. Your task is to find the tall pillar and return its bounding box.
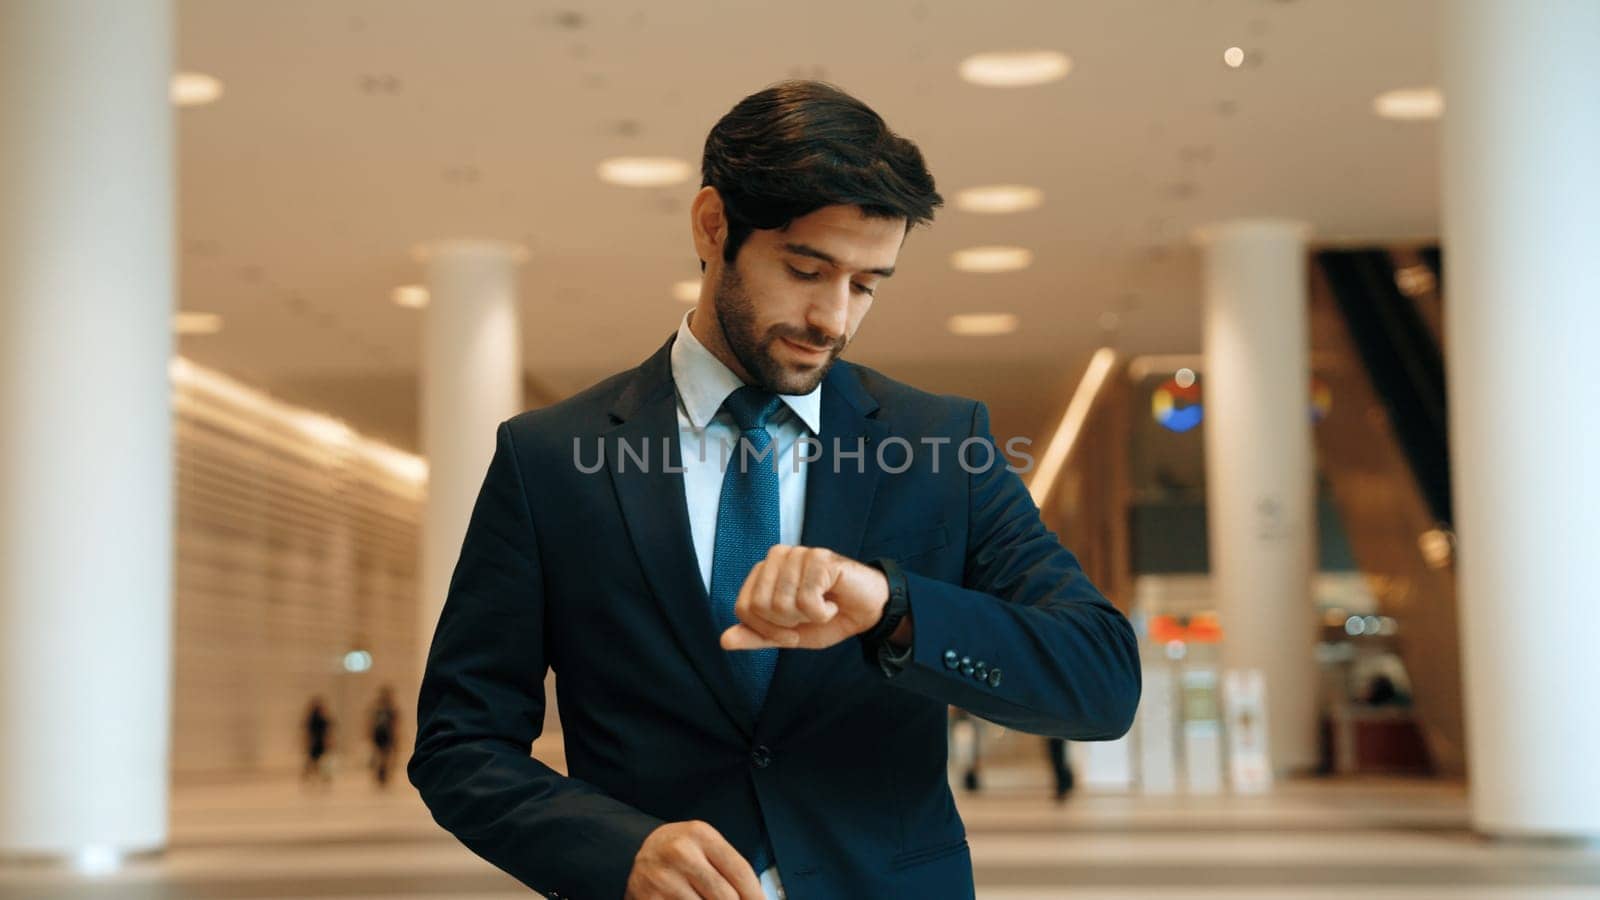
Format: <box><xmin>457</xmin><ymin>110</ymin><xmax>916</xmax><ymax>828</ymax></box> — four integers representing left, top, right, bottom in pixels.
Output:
<box><xmin>1195</xmin><ymin>219</ymin><xmax>1318</xmax><ymax>774</ymax></box>
<box><xmin>416</xmin><ymin>240</ymin><xmax>526</xmax><ymax>653</ymax></box>
<box><xmin>1442</xmin><ymin>0</ymin><xmax>1600</xmax><ymax>838</ymax></box>
<box><xmin>0</xmin><ymin>0</ymin><xmax>175</xmax><ymax>861</ymax></box>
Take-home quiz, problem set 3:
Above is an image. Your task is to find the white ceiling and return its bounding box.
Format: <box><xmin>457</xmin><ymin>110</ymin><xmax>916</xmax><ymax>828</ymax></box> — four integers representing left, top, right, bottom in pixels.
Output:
<box><xmin>174</xmin><ymin>0</ymin><xmax>1441</xmax><ymax>451</ymax></box>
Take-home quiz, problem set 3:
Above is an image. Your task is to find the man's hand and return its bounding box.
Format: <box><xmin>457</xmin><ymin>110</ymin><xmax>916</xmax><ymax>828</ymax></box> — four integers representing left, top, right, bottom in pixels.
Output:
<box><xmin>625</xmin><ymin>820</ymin><xmax>765</xmax><ymax>900</ymax></box>
<box><xmin>719</xmin><ymin>545</ymin><xmax>892</xmax><ymax>651</ymax></box>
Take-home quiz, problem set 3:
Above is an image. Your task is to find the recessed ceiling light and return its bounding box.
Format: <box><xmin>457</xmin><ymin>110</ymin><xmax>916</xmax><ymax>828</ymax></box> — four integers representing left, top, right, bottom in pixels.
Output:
<box><xmin>597</xmin><ymin>156</ymin><xmax>693</xmax><ymax>187</ymax></box>
<box><xmin>947</xmin><ymin>313</ymin><xmax>1019</xmax><ymax>336</ymax></box>
<box><xmin>171</xmin><ymin>72</ymin><xmax>224</xmax><ymax>107</ymax></box>
<box><xmin>958</xmin><ymin>51</ymin><xmax>1071</xmax><ymax>87</ymax></box>
<box><xmin>672</xmin><ymin>280</ymin><xmax>700</xmax><ymax>303</ymax></box>
<box><xmin>1224</xmin><ymin>47</ymin><xmax>1245</xmax><ymax>68</ymax></box>
<box><xmin>951</xmin><ymin>246</ymin><xmax>1033</xmax><ymax>274</ymax></box>
<box><xmin>174</xmin><ymin>312</ymin><xmax>223</xmax><ymax>335</ymax></box>
<box><xmin>954</xmin><ymin>185</ymin><xmax>1043</xmax><ymax>214</ymax></box>
<box><xmin>408</xmin><ymin>240</ymin><xmax>530</xmax><ymax>265</ymax></box>
<box><xmin>1374</xmin><ymin>87</ymin><xmax>1443</xmax><ymax>120</ymax></box>
<box><xmin>393</xmin><ymin>285</ymin><xmax>429</xmax><ymax>308</ymax></box>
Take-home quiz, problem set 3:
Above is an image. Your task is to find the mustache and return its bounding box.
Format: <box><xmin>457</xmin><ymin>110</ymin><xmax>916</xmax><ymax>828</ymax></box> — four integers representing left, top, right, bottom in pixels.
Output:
<box><xmin>768</xmin><ymin>326</ymin><xmax>844</xmax><ymax>354</ymax></box>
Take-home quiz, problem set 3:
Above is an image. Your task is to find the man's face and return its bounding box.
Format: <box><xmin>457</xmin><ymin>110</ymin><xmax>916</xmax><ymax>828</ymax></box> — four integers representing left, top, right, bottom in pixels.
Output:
<box><xmin>712</xmin><ymin>204</ymin><xmax>905</xmax><ymax>395</ymax></box>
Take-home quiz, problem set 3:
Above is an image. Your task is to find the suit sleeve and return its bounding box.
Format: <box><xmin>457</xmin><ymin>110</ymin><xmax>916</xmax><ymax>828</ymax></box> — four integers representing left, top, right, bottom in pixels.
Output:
<box><xmin>878</xmin><ymin>401</ymin><xmax>1142</xmax><ymax>740</ymax></box>
<box><xmin>408</xmin><ymin>421</ymin><xmax>663</xmax><ymax>899</ymax></box>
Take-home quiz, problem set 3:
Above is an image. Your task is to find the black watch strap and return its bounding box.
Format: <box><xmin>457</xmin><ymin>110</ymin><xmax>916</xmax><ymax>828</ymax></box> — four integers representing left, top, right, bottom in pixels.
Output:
<box><xmin>861</xmin><ymin>557</ymin><xmax>910</xmax><ymax>665</ymax></box>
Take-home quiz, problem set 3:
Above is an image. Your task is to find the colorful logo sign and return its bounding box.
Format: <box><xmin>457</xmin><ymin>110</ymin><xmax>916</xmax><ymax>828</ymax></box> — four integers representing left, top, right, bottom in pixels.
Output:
<box><xmin>1152</xmin><ymin>377</ymin><xmax>1203</xmax><ymax>433</ymax></box>
<box><xmin>1153</xmin><ymin>375</ymin><xmax>1334</xmax><ymax>432</ymax></box>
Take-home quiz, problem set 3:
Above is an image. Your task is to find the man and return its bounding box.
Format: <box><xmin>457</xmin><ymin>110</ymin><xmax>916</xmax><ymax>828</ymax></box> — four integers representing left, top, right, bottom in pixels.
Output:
<box><xmin>409</xmin><ymin>81</ymin><xmax>1141</xmax><ymax>900</ymax></box>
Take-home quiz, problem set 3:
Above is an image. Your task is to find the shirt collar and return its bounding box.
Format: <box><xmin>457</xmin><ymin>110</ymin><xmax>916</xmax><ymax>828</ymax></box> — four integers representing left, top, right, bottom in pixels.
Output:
<box><xmin>670</xmin><ymin>309</ymin><xmax>822</xmax><ymax>434</ymax></box>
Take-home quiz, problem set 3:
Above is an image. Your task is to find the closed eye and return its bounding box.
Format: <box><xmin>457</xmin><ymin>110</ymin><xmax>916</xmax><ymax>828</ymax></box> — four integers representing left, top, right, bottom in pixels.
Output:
<box><xmin>788</xmin><ymin>265</ymin><xmax>875</xmax><ymax>296</ymax></box>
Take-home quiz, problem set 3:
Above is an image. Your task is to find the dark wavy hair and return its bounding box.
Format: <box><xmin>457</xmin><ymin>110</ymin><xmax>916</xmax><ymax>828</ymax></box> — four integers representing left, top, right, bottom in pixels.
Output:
<box><xmin>700</xmin><ymin>81</ymin><xmax>942</xmax><ymax>268</ymax></box>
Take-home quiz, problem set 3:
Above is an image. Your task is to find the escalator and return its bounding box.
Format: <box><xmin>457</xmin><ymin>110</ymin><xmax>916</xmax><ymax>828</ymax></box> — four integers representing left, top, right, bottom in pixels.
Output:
<box><xmin>1008</xmin><ymin>247</ymin><xmax>1466</xmax><ymax>781</ymax></box>
<box><xmin>1310</xmin><ymin>247</ymin><xmax>1464</xmax><ymax>776</ymax></box>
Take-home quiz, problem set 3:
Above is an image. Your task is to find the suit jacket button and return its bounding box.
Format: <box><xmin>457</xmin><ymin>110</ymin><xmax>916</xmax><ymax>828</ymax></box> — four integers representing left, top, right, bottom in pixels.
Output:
<box><xmin>943</xmin><ymin>649</ymin><xmax>960</xmax><ymax>670</ymax></box>
<box><xmin>752</xmin><ymin>745</ymin><xmax>773</xmax><ymax>769</ymax></box>
<box><xmin>974</xmin><ymin>661</ymin><xmax>988</xmax><ymax>681</ymax></box>
<box><xmin>987</xmin><ymin>668</ymin><xmax>1003</xmax><ymax>688</ymax></box>
<box><xmin>960</xmin><ymin>656</ymin><xmax>974</xmax><ymax>677</ymax></box>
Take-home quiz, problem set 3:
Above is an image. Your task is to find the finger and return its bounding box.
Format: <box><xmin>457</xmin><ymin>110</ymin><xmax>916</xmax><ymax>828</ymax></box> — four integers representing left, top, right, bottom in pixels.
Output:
<box><xmin>732</xmin><ymin>558</ymin><xmax>762</xmax><ymax>622</ymax></box>
<box><xmin>720</xmin><ymin>623</ymin><xmax>794</xmax><ymax>651</ymax></box>
<box><xmin>699</xmin><ymin>829</ymin><xmax>766</xmax><ymax>900</ymax></box>
<box><xmin>652</xmin><ymin>873</ymin><xmax>703</xmax><ymax>900</ymax></box>
<box><xmin>735</xmin><ymin>555</ymin><xmax>797</xmax><ymax>643</ymax></box>
<box><xmin>793</xmin><ymin>552</ymin><xmax>840</xmax><ymax>624</ymax></box>
<box><xmin>731</xmin><ymin>605</ymin><xmax>801</xmax><ymax>647</ymax></box>
<box><xmin>729</xmin><ymin>562</ymin><xmax>778</xmax><ymax>643</ymax></box>
<box><xmin>764</xmin><ymin>548</ymin><xmax>808</xmax><ymax>627</ymax></box>
<box><xmin>638</xmin><ymin>838</ymin><xmax>703</xmax><ymax>900</ymax></box>
<box><xmin>663</xmin><ymin>829</ymin><xmax>732</xmax><ymax>900</ymax></box>
<box><xmin>743</xmin><ymin>547</ymin><xmax>788</xmax><ymax>621</ymax></box>
<box><xmin>732</xmin><ymin>556</ymin><xmax>776</xmax><ymax>627</ymax></box>
<box><xmin>680</xmin><ymin>847</ymin><xmax>741</xmax><ymax>900</ymax></box>
<box><xmin>788</xmin><ymin>616</ymin><xmax>858</xmax><ymax>651</ymax></box>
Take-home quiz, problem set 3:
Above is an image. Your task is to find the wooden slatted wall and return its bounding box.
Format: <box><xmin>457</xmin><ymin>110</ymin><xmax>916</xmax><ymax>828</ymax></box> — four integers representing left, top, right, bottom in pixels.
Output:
<box><xmin>170</xmin><ymin>360</ymin><xmax>424</xmax><ymax>779</ymax></box>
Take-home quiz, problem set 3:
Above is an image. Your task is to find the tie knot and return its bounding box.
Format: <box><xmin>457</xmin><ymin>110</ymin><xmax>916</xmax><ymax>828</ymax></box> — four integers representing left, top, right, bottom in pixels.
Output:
<box><xmin>723</xmin><ymin>384</ymin><xmax>783</xmax><ymax>432</ymax></box>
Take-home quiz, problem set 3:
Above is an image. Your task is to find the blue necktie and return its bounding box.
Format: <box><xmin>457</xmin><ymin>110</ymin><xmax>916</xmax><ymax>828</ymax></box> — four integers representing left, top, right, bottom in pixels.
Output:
<box><xmin>710</xmin><ymin>384</ymin><xmax>784</xmax><ymax>714</ymax></box>
<box><xmin>710</xmin><ymin>385</ymin><xmax>783</xmax><ymax>875</ymax></box>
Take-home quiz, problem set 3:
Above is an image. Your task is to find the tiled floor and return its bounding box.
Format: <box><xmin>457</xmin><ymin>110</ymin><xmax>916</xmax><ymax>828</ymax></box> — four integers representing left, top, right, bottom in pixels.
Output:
<box><xmin>2</xmin><ymin>769</ymin><xmax>1598</xmax><ymax>899</ymax></box>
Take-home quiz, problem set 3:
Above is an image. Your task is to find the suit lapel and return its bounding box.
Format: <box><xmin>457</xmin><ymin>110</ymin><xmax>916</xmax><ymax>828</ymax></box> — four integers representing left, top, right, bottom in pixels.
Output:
<box><xmin>757</xmin><ymin>362</ymin><xmax>887</xmax><ymax>739</ymax></box>
<box><xmin>606</xmin><ymin>336</ymin><xmax>755</xmax><ymax>737</ymax></box>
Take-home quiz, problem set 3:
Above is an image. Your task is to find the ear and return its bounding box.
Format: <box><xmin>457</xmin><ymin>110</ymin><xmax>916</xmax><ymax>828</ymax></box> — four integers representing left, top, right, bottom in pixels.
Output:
<box><xmin>690</xmin><ymin>186</ymin><xmax>727</xmax><ymax>268</ymax></box>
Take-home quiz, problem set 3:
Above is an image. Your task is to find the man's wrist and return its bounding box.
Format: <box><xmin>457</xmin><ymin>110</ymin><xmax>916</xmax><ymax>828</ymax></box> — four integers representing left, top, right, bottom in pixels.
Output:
<box><xmin>887</xmin><ymin>614</ymin><xmax>914</xmax><ymax>648</ymax></box>
<box><xmin>860</xmin><ymin>558</ymin><xmax>911</xmax><ymax>665</ymax></box>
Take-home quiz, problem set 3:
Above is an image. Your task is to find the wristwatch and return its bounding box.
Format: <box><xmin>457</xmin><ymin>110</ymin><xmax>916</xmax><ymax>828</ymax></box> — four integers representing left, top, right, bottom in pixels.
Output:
<box><xmin>860</xmin><ymin>557</ymin><xmax>910</xmax><ymax>665</ymax></box>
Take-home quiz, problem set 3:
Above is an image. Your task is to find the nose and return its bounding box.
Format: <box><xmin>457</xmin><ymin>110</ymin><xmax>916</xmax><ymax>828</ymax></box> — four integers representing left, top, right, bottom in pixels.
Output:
<box><xmin>805</xmin><ymin>283</ymin><xmax>850</xmax><ymax>345</ymax></box>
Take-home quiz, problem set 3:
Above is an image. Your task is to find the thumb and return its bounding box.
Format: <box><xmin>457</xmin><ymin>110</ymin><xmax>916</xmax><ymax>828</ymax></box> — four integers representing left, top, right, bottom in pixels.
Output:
<box><xmin>720</xmin><ymin>624</ymin><xmax>792</xmax><ymax>651</ymax></box>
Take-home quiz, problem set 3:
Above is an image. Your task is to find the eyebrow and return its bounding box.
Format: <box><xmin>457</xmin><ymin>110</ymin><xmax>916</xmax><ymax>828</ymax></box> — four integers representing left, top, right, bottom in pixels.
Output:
<box><xmin>782</xmin><ymin>242</ymin><xmax>896</xmax><ymax>278</ymax></box>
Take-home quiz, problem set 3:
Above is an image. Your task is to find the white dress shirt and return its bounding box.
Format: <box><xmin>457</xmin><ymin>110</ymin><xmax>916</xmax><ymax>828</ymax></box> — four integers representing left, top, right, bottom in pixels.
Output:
<box><xmin>669</xmin><ymin>309</ymin><xmax>821</xmax><ymax>593</ymax></box>
<box><xmin>668</xmin><ymin>309</ymin><xmax>816</xmax><ymax>899</ymax></box>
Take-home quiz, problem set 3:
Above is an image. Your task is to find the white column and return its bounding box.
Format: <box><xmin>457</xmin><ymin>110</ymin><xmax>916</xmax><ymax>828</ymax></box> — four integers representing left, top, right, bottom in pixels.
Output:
<box><xmin>0</xmin><ymin>0</ymin><xmax>174</xmax><ymax>860</ymax></box>
<box><xmin>1442</xmin><ymin>0</ymin><xmax>1600</xmax><ymax>838</ymax></box>
<box><xmin>416</xmin><ymin>240</ymin><xmax>526</xmax><ymax>652</ymax></box>
<box><xmin>1195</xmin><ymin>219</ymin><xmax>1318</xmax><ymax>774</ymax></box>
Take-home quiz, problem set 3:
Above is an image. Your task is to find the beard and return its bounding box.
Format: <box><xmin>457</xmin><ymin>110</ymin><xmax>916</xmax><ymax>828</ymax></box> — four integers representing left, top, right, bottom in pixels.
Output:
<box><xmin>713</xmin><ymin>259</ymin><xmax>846</xmax><ymax>395</ymax></box>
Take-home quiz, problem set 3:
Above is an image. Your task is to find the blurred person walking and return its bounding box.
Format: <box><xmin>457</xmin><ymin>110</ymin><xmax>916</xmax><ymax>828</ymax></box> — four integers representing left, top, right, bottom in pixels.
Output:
<box><xmin>1047</xmin><ymin>737</ymin><xmax>1075</xmax><ymax>803</ymax></box>
<box><xmin>369</xmin><ymin>685</ymin><xmax>400</xmax><ymax>788</ymax></box>
<box><xmin>950</xmin><ymin>707</ymin><xmax>985</xmax><ymax>792</ymax></box>
<box><xmin>301</xmin><ymin>696</ymin><xmax>334</xmax><ymax>789</ymax></box>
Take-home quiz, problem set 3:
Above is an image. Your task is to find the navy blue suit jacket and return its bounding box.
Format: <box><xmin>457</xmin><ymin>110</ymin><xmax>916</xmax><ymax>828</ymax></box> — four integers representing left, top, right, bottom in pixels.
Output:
<box><xmin>409</xmin><ymin>334</ymin><xmax>1141</xmax><ymax>899</ymax></box>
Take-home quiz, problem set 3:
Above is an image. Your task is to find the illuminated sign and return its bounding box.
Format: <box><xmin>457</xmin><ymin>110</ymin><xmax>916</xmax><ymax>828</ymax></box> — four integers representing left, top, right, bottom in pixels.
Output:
<box><xmin>1152</xmin><ymin>377</ymin><xmax>1203</xmax><ymax>433</ymax></box>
